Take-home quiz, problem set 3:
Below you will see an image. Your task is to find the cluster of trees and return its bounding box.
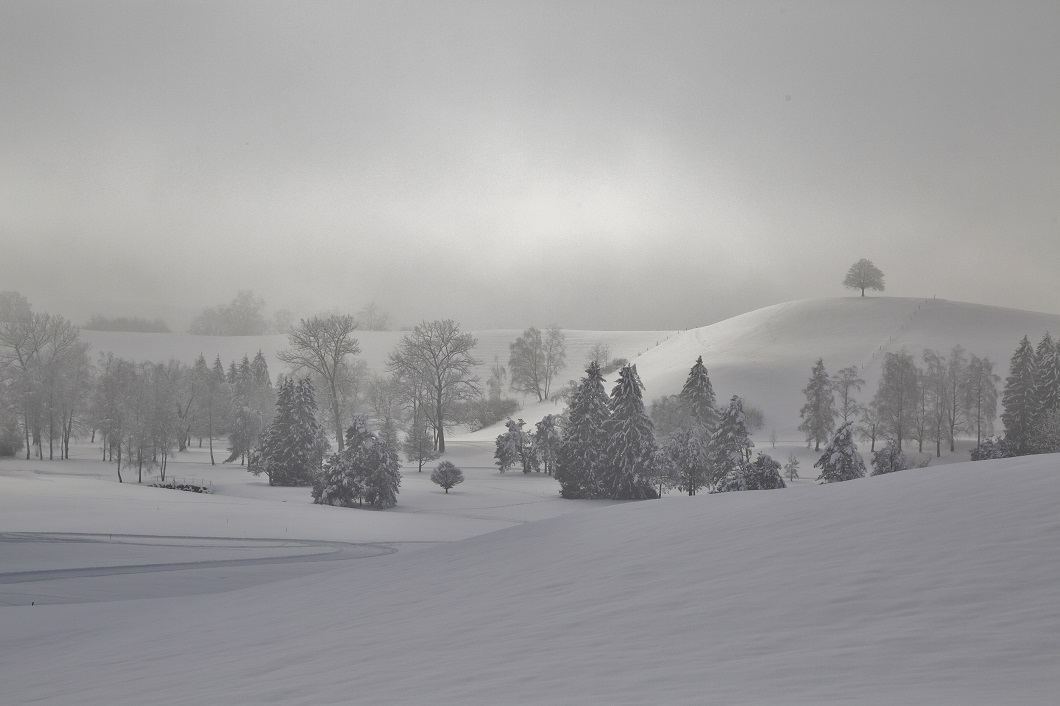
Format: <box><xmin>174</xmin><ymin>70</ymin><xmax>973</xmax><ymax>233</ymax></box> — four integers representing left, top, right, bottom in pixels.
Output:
<box><xmin>493</xmin><ymin>415</ymin><xmax>562</xmax><ymax>474</ymax></box>
<box><xmin>82</xmin><ymin>315</ymin><xmax>171</xmax><ymax>333</ymax></box>
<box><xmin>798</xmin><ymin>346</ymin><xmax>1000</xmax><ymax>464</ymax></box>
<box><xmin>1</xmin><ymin>297</ymin><xmax>92</xmax><ymax>460</ymax></box>
<box><xmin>975</xmin><ymin>332</ymin><xmax>1060</xmax><ymax>458</ymax></box>
<box><xmin>95</xmin><ymin>351</ymin><xmax>274</xmax><ymax>481</ymax></box>
<box><xmin>311</xmin><ymin>417</ymin><xmax>401</xmax><ymax>509</ymax></box>
<box><xmin>548</xmin><ymin>356</ymin><xmax>786</xmax><ymax>500</ymax></box>
<box><xmin>189</xmin><ymin>291</ymin><xmax>272</xmax><ymax>336</ymax></box>
<box><xmin>189</xmin><ymin>293</ymin><xmax>392</xmax><ymax>336</ymax></box>
<box><xmin>0</xmin><ymin>292</ymin><xmax>280</xmax><ymax>480</ymax></box>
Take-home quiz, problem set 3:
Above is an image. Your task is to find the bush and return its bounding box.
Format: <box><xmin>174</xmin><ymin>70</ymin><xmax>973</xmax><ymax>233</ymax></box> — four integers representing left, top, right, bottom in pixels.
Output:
<box><xmin>462</xmin><ymin>396</ymin><xmax>521</xmax><ymax>432</ymax></box>
<box><xmin>430</xmin><ymin>461</ymin><xmax>464</xmax><ymax>493</ymax></box>
<box><xmin>871</xmin><ymin>442</ymin><xmax>930</xmax><ymax>475</ymax></box>
<box><xmin>970</xmin><ymin>437</ymin><xmax>1016</xmax><ymax>461</ymax></box>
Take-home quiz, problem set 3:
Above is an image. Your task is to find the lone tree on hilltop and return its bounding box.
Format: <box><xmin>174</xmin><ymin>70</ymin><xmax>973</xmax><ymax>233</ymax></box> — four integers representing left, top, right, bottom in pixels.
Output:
<box><xmin>843</xmin><ymin>259</ymin><xmax>886</xmax><ymax>297</ymax></box>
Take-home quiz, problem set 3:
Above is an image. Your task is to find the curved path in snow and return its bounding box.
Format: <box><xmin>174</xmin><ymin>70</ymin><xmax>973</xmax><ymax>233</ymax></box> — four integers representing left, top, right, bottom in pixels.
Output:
<box><xmin>0</xmin><ymin>533</ymin><xmax>397</xmax><ymax>602</ymax></box>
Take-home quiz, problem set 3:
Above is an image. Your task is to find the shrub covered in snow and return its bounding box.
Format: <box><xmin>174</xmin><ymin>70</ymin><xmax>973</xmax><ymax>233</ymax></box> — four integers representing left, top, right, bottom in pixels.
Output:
<box><xmin>430</xmin><ymin>461</ymin><xmax>464</xmax><ymax>493</ymax></box>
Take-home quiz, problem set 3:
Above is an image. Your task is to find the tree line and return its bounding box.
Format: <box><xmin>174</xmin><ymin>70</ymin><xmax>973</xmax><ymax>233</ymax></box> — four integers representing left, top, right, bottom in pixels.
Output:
<box><xmin>798</xmin><ymin>346</ymin><xmax>1000</xmax><ymax>465</ymax></box>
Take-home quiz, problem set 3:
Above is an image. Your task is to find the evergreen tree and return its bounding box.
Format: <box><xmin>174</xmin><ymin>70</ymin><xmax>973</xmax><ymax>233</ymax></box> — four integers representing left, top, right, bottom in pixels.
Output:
<box><xmin>799</xmin><ymin>358</ymin><xmax>837</xmax><ymax>451</ymax></box>
<box><xmin>430</xmin><ymin>460</ymin><xmax>464</xmax><ymax>493</ymax></box>
<box><xmin>251</xmin><ymin>350</ymin><xmax>271</xmax><ymax>389</ymax></box>
<box><xmin>784</xmin><ymin>453</ymin><xmax>800</xmax><ymax>482</ymax></box>
<box><xmin>600</xmin><ymin>364</ymin><xmax>659</xmax><ymax>499</ymax></box>
<box><xmin>707</xmin><ymin>396</ymin><xmax>755</xmax><ymax>492</ymax></box>
<box><xmin>554</xmin><ymin>362</ymin><xmax>611</xmax><ymax>498</ymax></box>
<box><xmin>1033</xmin><ymin>332</ymin><xmax>1060</xmax><ymax>414</ymax></box>
<box><xmin>1001</xmin><ymin>335</ymin><xmax>1038</xmax><ymax>454</ymax></box>
<box><xmin>313</xmin><ymin>417</ymin><xmax>401</xmax><ymax>509</ymax></box>
<box><xmin>742</xmin><ymin>451</ymin><xmax>786</xmax><ymax>491</ymax></box>
<box><xmin>814</xmin><ymin>421</ymin><xmax>866</xmax><ymax>483</ymax></box>
<box><xmin>532</xmin><ymin>414</ymin><xmax>562</xmax><ymax>476</ymax></box>
<box><xmin>494</xmin><ymin>417</ymin><xmax>536</xmax><ymax>473</ymax></box>
<box><xmin>679</xmin><ymin>356</ymin><xmax>718</xmax><ymax>432</ymax></box>
<box><xmin>250</xmin><ymin>376</ymin><xmax>327</xmax><ymax>486</ymax></box>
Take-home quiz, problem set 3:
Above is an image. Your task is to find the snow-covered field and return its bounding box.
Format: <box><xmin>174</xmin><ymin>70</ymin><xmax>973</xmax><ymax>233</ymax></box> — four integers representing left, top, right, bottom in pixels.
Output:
<box><xmin>3</xmin><ymin>443</ymin><xmax>1060</xmax><ymax>704</ymax></box>
<box><xmin>4</xmin><ymin>296</ymin><xmax>1060</xmax><ymax>704</ymax></box>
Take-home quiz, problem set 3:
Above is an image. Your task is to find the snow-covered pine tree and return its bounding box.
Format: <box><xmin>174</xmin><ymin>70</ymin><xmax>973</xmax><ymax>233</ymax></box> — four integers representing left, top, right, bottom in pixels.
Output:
<box><xmin>313</xmin><ymin>416</ymin><xmax>401</xmax><ymax>509</ymax></box>
<box><xmin>744</xmin><ymin>451</ymin><xmax>786</xmax><ymax>490</ymax></box>
<box><xmin>1001</xmin><ymin>335</ymin><xmax>1039</xmax><ymax>455</ymax></box>
<box><xmin>665</xmin><ymin>427</ymin><xmax>709</xmax><ymax>495</ymax></box>
<box><xmin>250</xmin><ymin>376</ymin><xmax>326</xmax><ymax>486</ymax></box>
<box><xmin>1033</xmin><ymin>332</ymin><xmax>1060</xmax><ymax>415</ymax></box>
<box><xmin>814</xmin><ymin>421</ymin><xmax>866</xmax><ymax>483</ymax></box>
<box><xmin>250</xmin><ymin>350</ymin><xmax>271</xmax><ymax>389</ymax></box>
<box><xmin>600</xmin><ymin>364</ymin><xmax>659</xmax><ymax>499</ymax></box>
<box><xmin>247</xmin><ymin>376</ymin><xmax>291</xmax><ymax>483</ymax></box>
<box><xmin>707</xmin><ymin>396</ymin><xmax>755</xmax><ymax>492</ymax></box>
<box><xmin>494</xmin><ymin>418</ymin><xmax>536</xmax><ymax>473</ymax></box>
<box><xmin>799</xmin><ymin>358</ymin><xmax>837</xmax><ymax>451</ymax></box>
<box><xmin>430</xmin><ymin>460</ymin><xmax>464</xmax><ymax>493</ymax></box>
<box><xmin>554</xmin><ymin>362</ymin><xmax>611</xmax><ymax>498</ymax></box>
<box><xmin>679</xmin><ymin>356</ymin><xmax>718</xmax><ymax>432</ymax></box>
<box><xmin>784</xmin><ymin>453</ymin><xmax>800</xmax><ymax>482</ymax></box>
<box><xmin>532</xmin><ymin>414</ymin><xmax>562</xmax><ymax>476</ymax></box>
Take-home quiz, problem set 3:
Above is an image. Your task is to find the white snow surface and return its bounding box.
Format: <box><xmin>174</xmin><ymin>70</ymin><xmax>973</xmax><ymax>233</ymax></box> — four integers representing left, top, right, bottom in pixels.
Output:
<box><xmin>3</xmin><ymin>452</ymin><xmax>1060</xmax><ymax>704</ymax></box>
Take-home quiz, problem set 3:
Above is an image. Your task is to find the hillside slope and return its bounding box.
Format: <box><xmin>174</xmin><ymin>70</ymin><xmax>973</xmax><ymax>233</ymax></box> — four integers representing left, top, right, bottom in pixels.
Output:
<box><xmin>3</xmin><ymin>455</ymin><xmax>1059</xmax><ymax>704</ymax></box>
<box><xmin>467</xmin><ymin>297</ymin><xmax>1060</xmax><ymax>441</ymax></box>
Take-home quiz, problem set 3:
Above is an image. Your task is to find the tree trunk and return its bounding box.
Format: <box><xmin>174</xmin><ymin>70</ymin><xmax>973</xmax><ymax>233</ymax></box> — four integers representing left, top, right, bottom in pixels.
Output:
<box><xmin>436</xmin><ymin>396</ymin><xmax>446</xmax><ymax>452</ymax></box>
<box><xmin>329</xmin><ymin>378</ymin><xmax>344</xmax><ymax>452</ymax></box>
<box><xmin>23</xmin><ymin>409</ymin><xmax>30</xmax><ymax>460</ymax></box>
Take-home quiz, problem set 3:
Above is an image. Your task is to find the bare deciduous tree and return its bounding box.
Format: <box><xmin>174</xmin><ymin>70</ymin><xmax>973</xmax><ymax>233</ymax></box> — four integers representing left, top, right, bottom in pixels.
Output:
<box><xmin>387</xmin><ymin>319</ymin><xmax>480</xmax><ymax>452</ymax></box>
<box><xmin>508</xmin><ymin>325</ymin><xmax>566</xmax><ymax>402</ymax></box>
<box><xmin>278</xmin><ymin>315</ymin><xmax>361</xmax><ymax>451</ymax></box>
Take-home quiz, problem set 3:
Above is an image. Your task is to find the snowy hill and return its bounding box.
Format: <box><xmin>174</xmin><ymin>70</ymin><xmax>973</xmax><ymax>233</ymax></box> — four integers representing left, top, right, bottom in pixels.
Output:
<box><xmin>466</xmin><ymin>297</ymin><xmax>1060</xmax><ymax>442</ymax></box>
<box><xmin>3</xmin><ymin>454</ymin><xmax>1060</xmax><ymax>704</ymax></box>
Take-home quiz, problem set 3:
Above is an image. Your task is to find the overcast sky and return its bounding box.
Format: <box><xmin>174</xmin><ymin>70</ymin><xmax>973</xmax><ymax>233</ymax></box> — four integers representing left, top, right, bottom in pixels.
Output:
<box><xmin>2</xmin><ymin>1</ymin><xmax>1059</xmax><ymax>331</ymax></box>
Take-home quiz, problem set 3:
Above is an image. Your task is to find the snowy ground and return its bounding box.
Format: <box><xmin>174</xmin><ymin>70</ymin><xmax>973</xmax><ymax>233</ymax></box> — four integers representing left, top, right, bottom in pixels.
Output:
<box><xmin>4</xmin><ymin>297</ymin><xmax>1060</xmax><ymax>703</ymax></box>
<box><xmin>3</xmin><ymin>442</ymin><xmax>1060</xmax><ymax>704</ymax></box>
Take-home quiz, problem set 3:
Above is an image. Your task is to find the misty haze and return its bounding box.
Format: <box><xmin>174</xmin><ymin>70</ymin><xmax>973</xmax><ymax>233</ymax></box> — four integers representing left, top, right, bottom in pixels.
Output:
<box><xmin>3</xmin><ymin>2</ymin><xmax>1060</xmax><ymax>704</ymax></box>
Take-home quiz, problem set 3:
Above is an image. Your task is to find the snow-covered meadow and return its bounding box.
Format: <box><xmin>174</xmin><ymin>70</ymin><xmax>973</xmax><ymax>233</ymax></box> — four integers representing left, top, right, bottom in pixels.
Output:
<box><xmin>4</xmin><ymin>296</ymin><xmax>1060</xmax><ymax>704</ymax></box>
